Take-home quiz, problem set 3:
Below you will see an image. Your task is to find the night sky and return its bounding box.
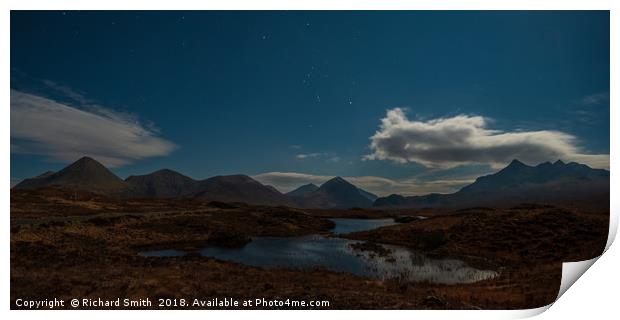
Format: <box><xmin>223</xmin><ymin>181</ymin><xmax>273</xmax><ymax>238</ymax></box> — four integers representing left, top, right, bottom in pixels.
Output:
<box><xmin>10</xmin><ymin>11</ymin><xmax>610</xmax><ymax>196</ymax></box>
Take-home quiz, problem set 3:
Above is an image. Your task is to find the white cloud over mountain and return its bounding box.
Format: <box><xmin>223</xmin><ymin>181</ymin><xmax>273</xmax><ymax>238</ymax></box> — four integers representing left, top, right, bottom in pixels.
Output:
<box><xmin>253</xmin><ymin>171</ymin><xmax>475</xmax><ymax>196</ymax></box>
<box><xmin>364</xmin><ymin>108</ymin><xmax>609</xmax><ymax>169</ymax></box>
<box><xmin>11</xmin><ymin>89</ymin><xmax>176</xmax><ymax>167</ymax></box>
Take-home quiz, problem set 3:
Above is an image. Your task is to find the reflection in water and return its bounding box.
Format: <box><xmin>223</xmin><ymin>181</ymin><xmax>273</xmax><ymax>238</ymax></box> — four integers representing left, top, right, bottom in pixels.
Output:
<box><xmin>200</xmin><ymin>235</ymin><xmax>497</xmax><ymax>284</ymax></box>
<box><xmin>328</xmin><ymin>218</ymin><xmax>398</xmax><ymax>234</ymax></box>
<box><xmin>139</xmin><ymin>219</ymin><xmax>497</xmax><ymax>284</ymax></box>
<box><xmin>140</xmin><ymin>235</ymin><xmax>497</xmax><ymax>284</ymax></box>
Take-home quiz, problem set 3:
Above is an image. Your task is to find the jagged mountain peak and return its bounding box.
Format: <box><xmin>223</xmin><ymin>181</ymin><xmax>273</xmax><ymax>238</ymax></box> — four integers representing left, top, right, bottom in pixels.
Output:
<box><xmin>373</xmin><ymin>160</ymin><xmax>609</xmax><ymax>209</ymax></box>
<box><xmin>505</xmin><ymin>159</ymin><xmax>528</xmax><ymax>169</ymax></box>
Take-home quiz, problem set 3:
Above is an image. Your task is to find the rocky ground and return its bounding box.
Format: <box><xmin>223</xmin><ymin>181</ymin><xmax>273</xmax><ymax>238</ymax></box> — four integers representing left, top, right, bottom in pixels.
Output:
<box><xmin>343</xmin><ymin>204</ymin><xmax>608</xmax><ymax>308</ymax></box>
<box><xmin>10</xmin><ymin>189</ymin><xmax>609</xmax><ymax>309</ymax></box>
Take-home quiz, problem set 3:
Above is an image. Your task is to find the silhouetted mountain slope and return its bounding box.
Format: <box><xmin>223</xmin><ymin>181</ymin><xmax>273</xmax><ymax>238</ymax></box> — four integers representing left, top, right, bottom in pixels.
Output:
<box><xmin>125</xmin><ymin>171</ymin><xmax>292</xmax><ymax>205</ymax></box>
<box><xmin>193</xmin><ymin>175</ymin><xmax>294</xmax><ymax>206</ymax></box>
<box><xmin>294</xmin><ymin>177</ymin><xmax>375</xmax><ymax>208</ymax></box>
<box><xmin>125</xmin><ymin>169</ymin><xmax>198</xmax><ymax>197</ymax></box>
<box><xmin>13</xmin><ymin>158</ymin><xmax>293</xmax><ymax>205</ymax></box>
<box><xmin>357</xmin><ymin>188</ymin><xmax>379</xmax><ymax>202</ymax></box>
<box><xmin>16</xmin><ymin>156</ymin><xmax>606</xmax><ymax>210</ymax></box>
<box><xmin>264</xmin><ymin>185</ymin><xmax>282</xmax><ymax>194</ymax></box>
<box><xmin>373</xmin><ymin>159</ymin><xmax>610</xmax><ymax>209</ymax></box>
<box><xmin>36</xmin><ymin>171</ymin><xmax>55</xmax><ymax>179</ymax></box>
<box><xmin>286</xmin><ymin>183</ymin><xmax>319</xmax><ymax>198</ymax></box>
<box><xmin>13</xmin><ymin>171</ymin><xmax>55</xmax><ymax>189</ymax></box>
<box><xmin>13</xmin><ymin>157</ymin><xmax>131</xmax><ymax>195</ymax></box>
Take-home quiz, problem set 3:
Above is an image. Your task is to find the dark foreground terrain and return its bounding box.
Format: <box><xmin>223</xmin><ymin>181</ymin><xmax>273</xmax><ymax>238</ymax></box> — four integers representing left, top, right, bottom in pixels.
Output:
<box><xmin>11</xmin><ymin>188</ymin><xmax>608</xmax><ymax>309</ymax></box>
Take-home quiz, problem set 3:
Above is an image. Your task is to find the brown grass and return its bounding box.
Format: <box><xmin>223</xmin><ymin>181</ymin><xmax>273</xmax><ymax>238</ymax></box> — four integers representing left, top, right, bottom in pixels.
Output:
<box><xmin>10</xmin><ymin>189</ymin><xmax>609</xmax><ymax>309</ymax></box>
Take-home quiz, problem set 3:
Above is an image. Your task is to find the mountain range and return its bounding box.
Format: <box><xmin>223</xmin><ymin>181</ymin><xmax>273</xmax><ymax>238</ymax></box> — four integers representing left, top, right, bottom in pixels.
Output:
<box><xmin>12</xmin><ymin>157</ymin><xmax>374</xmax><ymax>208</ymax></box>
<box><xmin>13</xmin><ymin>157</ymin><xmax>609</xmax><ymax>209</ymax></box>
<box><xmin>286</xmin><ymin>177</ymin><xmax>378</xmax><ymax>208</ymax></box>
<box><xmin>373</xmin><ymin>159</ymin><xmax>609</xmax><ymax>209</ymax></box>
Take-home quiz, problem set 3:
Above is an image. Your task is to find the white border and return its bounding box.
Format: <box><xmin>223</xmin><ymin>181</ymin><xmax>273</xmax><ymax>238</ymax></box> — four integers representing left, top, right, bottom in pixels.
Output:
<box><xmin>2</xmin><ymin>1</ymin><xmax>618</xmax><ymax>319</ymax></box>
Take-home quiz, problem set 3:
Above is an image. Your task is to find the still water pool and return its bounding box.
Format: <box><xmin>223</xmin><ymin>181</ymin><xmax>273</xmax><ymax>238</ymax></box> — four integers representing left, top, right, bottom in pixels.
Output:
<box><xmin>139</xmin><ymin>218</ymin><xmax>497</xmax><ymax>284</ymax></box>
<box><xmin>327</xmin><ymin>218</ymin><xmax>398</xmax><ymax>234</ymax></box>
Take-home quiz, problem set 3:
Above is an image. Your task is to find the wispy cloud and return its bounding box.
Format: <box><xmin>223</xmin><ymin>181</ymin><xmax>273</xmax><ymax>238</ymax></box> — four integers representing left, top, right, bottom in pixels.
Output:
<box><xmin>295</xmin><ymin>153</ymin><xmax>326</xmax><ymax>159</ymax></box>
<box><xmin>252</xmin><ymin>171</ymin><xmax>475</xmax><ymax>196</ymax></box>
<box><xmin>253</xmin><ymin>172</ymin><xmax>327</xmax><ymax>190</ymax></box>
<box><xmin>295</xmin><ymin>152</ymin><xmax>345</xmax><ymax>164</ymax></box>
<box><xmin>364</xmin><ymin>108</ymin><xmax>609</xmax><ymax>169</ymax></box>
<box><xmin>565</xmin><ymin>92</ymin><xmax>610</xmax><ymax>127</ymax></box>
<box><xmin>40</xmin><ymin>79</ymin><xmax>92</xmax><ymax>104</ymax></box>
<box><xmin>580</xmin><ymin>92</ymin><xmax>609</xmax><ymax>107</ymax></box>
<box><xmin>327</xmin><ymin>156</ymin><xmax>341</xmax><ymax>163</ymax></box>
<box><xmin>11</xmin><ymin>88</ymin><xmax>176</xmax><ymax>167</ymax></box>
